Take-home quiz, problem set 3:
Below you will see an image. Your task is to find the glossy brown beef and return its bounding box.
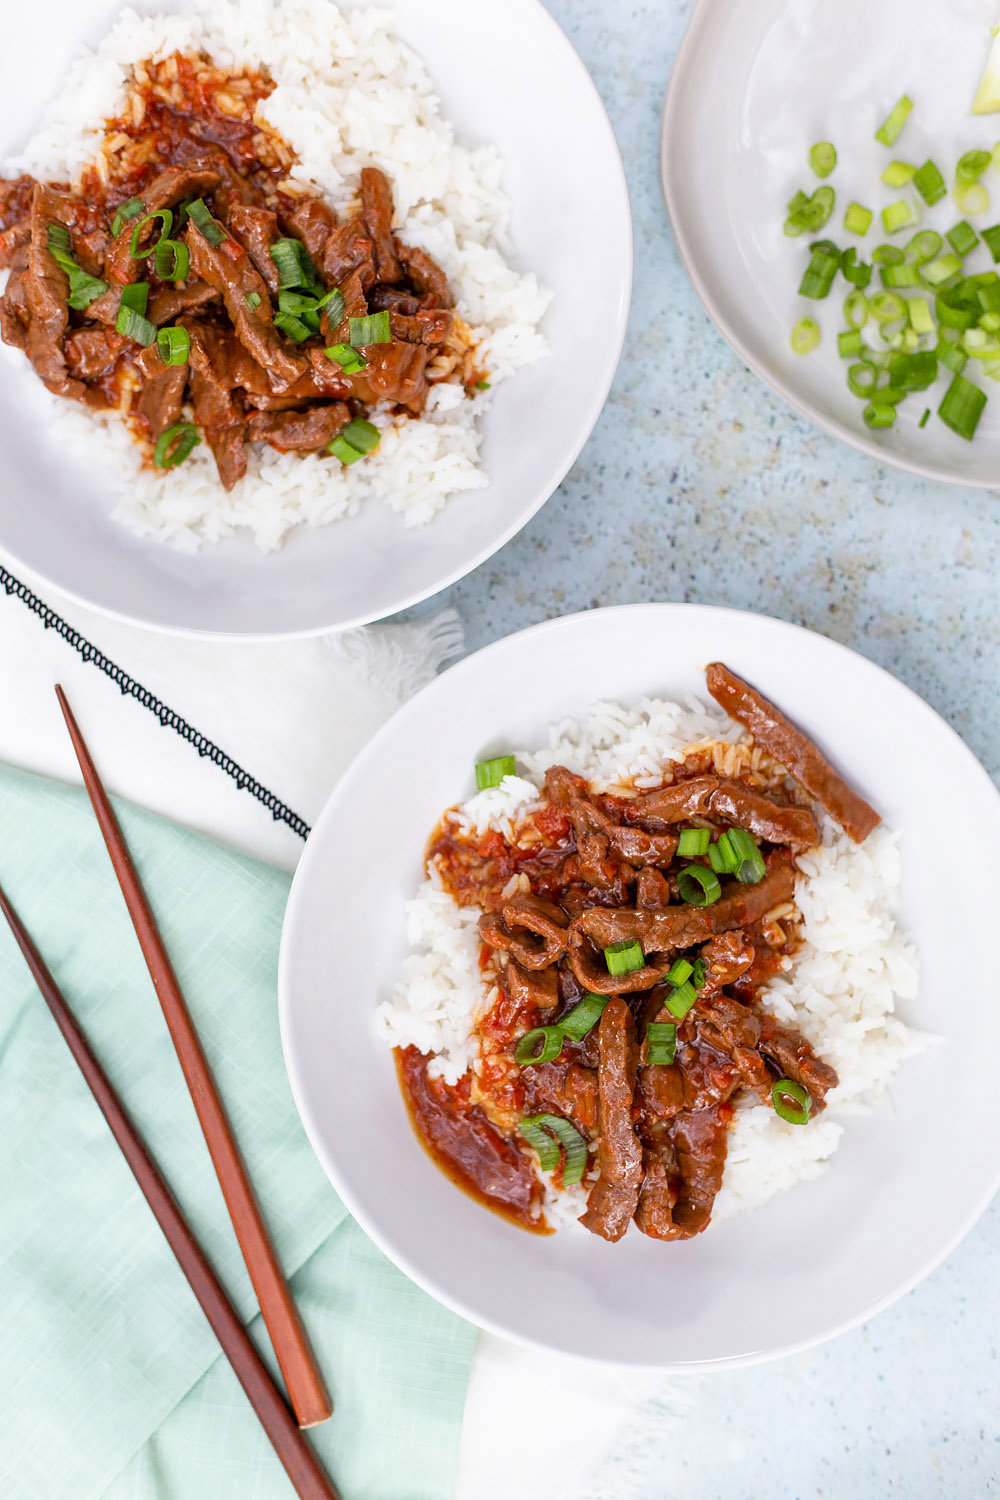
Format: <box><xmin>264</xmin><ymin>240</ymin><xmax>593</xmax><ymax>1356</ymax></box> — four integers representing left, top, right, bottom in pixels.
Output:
<box><xmin>0</xmin><ymin>54</ymin><xmax>468</xmax><ymax>490</ymax></box>
<box><xmin>400</xmin><ymin>666</ymin><xmax>865</xmax><ymax>1244</ymax></box>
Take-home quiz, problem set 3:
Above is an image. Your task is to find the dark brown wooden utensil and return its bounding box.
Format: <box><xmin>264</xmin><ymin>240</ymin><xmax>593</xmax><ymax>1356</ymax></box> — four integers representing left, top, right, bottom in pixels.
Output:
<box><xmin>0</xmin><ymin>882</ymin><xmax>340</xmax><ymax>1500</ymax></box>
<box><xmin>54</xmin><ymin>685</ymin><xmax>332</xmax><ymax>1430</ymax></box>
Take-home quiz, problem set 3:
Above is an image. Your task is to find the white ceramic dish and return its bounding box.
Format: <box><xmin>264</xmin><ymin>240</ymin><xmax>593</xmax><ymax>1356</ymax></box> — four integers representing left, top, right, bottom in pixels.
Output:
<box><xmin>279</xmin><ymin>603</ymin><xmax>1000</xmax><ymax>1368</ymax></box>
<box><xmin>662</xmin><ymin>0</ymin><xmax>1000</xmax><ymax>488</ymax></box>
<box><xmin>0</xmin><ymin>0</ymin><xmax>631</xmax><ymax>638</ymax></box>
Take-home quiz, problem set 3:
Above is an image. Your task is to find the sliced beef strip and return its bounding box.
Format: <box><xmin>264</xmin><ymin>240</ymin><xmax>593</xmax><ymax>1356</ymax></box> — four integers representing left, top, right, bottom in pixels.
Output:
<box><xmin>24</xmin><ymin>184</ymin><xmax>86</xmax><ymax>399</ymax></box>
<box><xmin>246</xmin><ymin>402</ymin><xmax>349</xmax><ymax>452</ymax></box>
<box><xmin>147</xmin><ymin>278</ymin><xmax>219</xmax><ymax>325</ymax></box>
<box><xmin>694</xmin><ymin>994</ymin><xmax>770</xmax><ymax>1095</ymax></box>
<box><xmin>566</xmin><ymin>929</ymin><xmax>675</xmax><ymax>997</ymax></box>
<box><xmin>635</xmin><ymin>867</ymin><xmax>671</xmax><ymax>909</ymax></box>
<box><xmin>546</xmin><ymin>765</ymin><xmax>678</xmax><ymax>868</ymax></box>
<box><xmin>321</xmin><ymin>218</ymin><xmax>376</xmax><ymax>290</ymax></box>
<box><xmin>575</xmin><ymin>850</ymin><xmax>798</xmax><ymax>956</ymax></box>
<box><xmin>502</xmin><ymin>958</ymin><xmax>559</xmax><ymax>1012</ymax></box>
<box><xmin>0</xmin><ymin>174</ymin><xmax>37</xmax><ymax>228</ymax></box>
<box><xmin>189</xmin><ymin>366</ymin><xmax>247</xmax><ymax>490</ymax></box>
<box><xmin>228</xmin><ymin>203</ymin><xmax>281</xmax><ymax>292</ymax></box>
<box><xmin>634</xmin><ymin>1149</ymin><xmax>683</xmax><ymax>1241</ymax></box>
<box><xmin>105</xmin><ymin>164</ymin><xmax>223</xmax><ymax>286</ymax></box>
<box><xmin>696</xmin><ymin>930</ymin><xmax>756</xmax><ymax>996</ymax></box>
<box><xmin>182</xmin><ymin>318</ymin><xmax>273</xmax><ymax>398</ymax></box>
<box><xmin>283</xmin><ymin>196</ymin><xmax>338</xmax><ymax>260</ymax></box>
<box><xmin>185</xmin><ymin>217</ymin><xmax>307</xmax><ymax>390</ymax></box>
<box><xmin>369</xmin><ymin>286</ymin><xmax>422</xmax><ymax>315</ymax></box>
<box><xmin>396</xmin><ymin>240</ymin><xmax>451</xmax><ymax>303</ymax></box>
<box><xmin>0</xmin><ymin>246</ymin><xmax>30</xmax><ymax>351</ymax></box>
<box><xmin>757</xmin><ymin>1012</ymin><xmax>839</xmax><ymax>1109</ymax></box>
<box><xmin>706</xmin><ymin>781</ymin><xmax>818</xmax><ymax>849</ymax></box>
<box><xmin>628</xmin><ymin>776</ymin><xmax>717</xmax><ymax>824</ymax></box>
<box><xmin>64</xmin><ymin>327</ymin><xmax>123</xmax><ymax>381</ymax></box>
<box><xmin>137</xmin><ymin>360</ymin><xmax>188</xmax><ymax>438</ymax></box>
<box><xmin>387</xmin><ymin>306</ymin><xmax>454</xmax><ymax>347</ymax></box>
<box><xmin>350</xmin><ymin>341</ymin><xmax>430</xmax><ymax>409</ymax></box>
<box><xmin>0</xmin><ymin>218</ymin><xmax>30</xmax><ymax>269</ymax></box>
<box><xmin>670</xmin><ymin>1103</ymin><xmax>732</xmax><ymax>1236</ymax></box>
<box><xmin>479</xmin><ymin>893</ymin><xmax>569</xmax><ymax>970</ymax></box>
<box><xmin>576</xmin><ymin>833</ymin><xmax>627</xmax><ymax>892</ymax></box>
<box><xmin>580</xmin><ymin>997</ymin><xmax>643</xmax><ymax>1242</ymax></box>
<box><xmin>705</xmin><ymin>662</ymin><xmax>881</xmax><ymax>843</ymax></box>
<box><xmin>360</xmin><ymin>166</ymin><xmax>402</xmax><ymax>282</ymax></box>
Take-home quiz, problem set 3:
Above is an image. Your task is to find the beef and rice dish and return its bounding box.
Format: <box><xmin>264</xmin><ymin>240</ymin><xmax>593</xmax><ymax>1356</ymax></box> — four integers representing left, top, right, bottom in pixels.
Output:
<box><xmin>385</xmin><ymin>663</ymin><xmax>901</xmax><ymax>1244</ymax></box>
<box><xmin>0</xmin><ymin>51</ymin><xmax>476</xmax><ymax>489</ymax></box>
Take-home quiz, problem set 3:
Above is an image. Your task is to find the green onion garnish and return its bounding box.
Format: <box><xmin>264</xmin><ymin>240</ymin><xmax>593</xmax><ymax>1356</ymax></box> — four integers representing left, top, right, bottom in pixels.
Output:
<box><xmin>922</xmin><ymin>252</ymin><xmax>964</xmax><ymax>287</ymax></box>
<box><xmin>956</xmin><ymin>183</ymin><xmax>990</xmax><ymax>218</ymax></box>
<box><xmin>707</xmin><ymin>831</ymin><xmax>739</xmax><ymax>874</ymax></box>
<box><xmin>604</xmin><ymin>939</ymin><xmax>644</xmax><ymax>977</ymax></box>
<box><xmin>645</xmin><ymin>1022</ymin><xmax>677</xmax><ymax>1067</ymax></box>
<box><xmin>847</xmin><ymin>361</ymin><xmax>878</xmax><ymax>398</ymax></box>
<box><xmin>273</xmin><ymin>310</ymin><xmax>313</xmax><ymax>343</ymax></box>
<box><xmin>790</xmin><ymin>315</ymin><xmax>821</xmax><ymax>353</ymax></box>
<box><xmin>879</xmin><ymin>263</ymin><xmax>920</xmax><ymax>289</ymax></box>
<box><xmin>110</xmin><ymin>196</ymin><xmax>144</xmax><ymax>238</ymax></box>
<box><xmin>726</xmin><ymin>828</ymin><xmax>767</xmax><ymax>884</ymax></box>
<box><xmin>327</xmin><ymin>435</ymin><xmax>366</xmax><ymax>465</ymax></box>
<box><xmin>518</xmin><ymin>1114</ymin><xmax>589</xmax><ymax>1186</ymax></box>
<box><xmin>476</xmin><ymin>379</ymin><xmax>491</xmax><ymax>390</ymax></box>
<box><xmin>676</xmin><ymin>829</ymin><xmax>710</xmax><ymax>858</ymax></box>
<box><xmin>838</xmin><ymin>330</ymin><xmax>863</xmax><ymax>358</ymax></box>
<box><xmin>557</xmin><ymin>994</ymin><xmax>608</xmax><ymax>1043</ymax></box>
<box><xmin>115</xmin><ymin>281</ymin><xmax>156</xmax><ymax>346</ymax></box>
<box><xmin>905</xmin><ymin>230</ymin><xmax>943</xmax><ymax>266</ymax></box>
<box><xmin>691</xmin><ymin>957</ymin><xmax>707</xmax><ymax>990</ymax></box>
<box><xmin>155</xmin><ymin>325</ymin><xmax>190</xmax><ymax>366</ymax></box>
<box><xmin>872</xmin><ymin>244</ymin><xmax>904</xmax><ymax>265</ymax></box>
<box><xmin>912</xmin><ymin>160</ymin><xmax>946</xmax><ymax>207</ymax></box>
<box><xmin>875</xmin><ymin>95</ymin><xmax>913</xmax><ymax>147</ymax></box>
<box><xmin>981</xmin><ymin>225</ymin><xmax>1000</xmax><ymax>263</ymax></box>
<box><xmin>514</xmin><ymin>1027</ymin><xmax>564</xmax><ymax>1066</ymax></box>
<box><xmin>245</xmin><ymin>291</ymin><xmax>262</xmax><ymax>310</ymax></box>
<box><xmin>665</xmin><ymin>980</ymin><xmax>698</xmax><ymax>1020</ymax></box>
<box><xmin>843</xmin><ymin>202</ymin><xmax>872</xmax><ymax>236</ymax></box>
<box><xmin>348</xmin><ymin>311</ymin><xmax>391</xmax><ymax>347</ymax></box>
<box><xmin>907</xmin><ymin>298</ymin><xmax>934</xmax><ymax>337</ymax></box>
<box><xmin>129</xmin><ymin>208</ymin><xmax>173</xmax><ymax>260</ymax></box>
<box><xmin>47</xmin><ymin>223</ymin><xmax>109</xmax><ymax>309</ymax></box>
<box><xmin>186</xmin><ymin>197</ymin><xmax>226</xmax><ymax>247</ymax></box>
<box><xmin>154</xmin><ymin>237</ymin><xmax>190</xmax><ymax>282</ymax></box>
<box><xmin>314</xmin><ymin>286</ymin><xmax>345</xmax><ymax>325</ymax></box>
<box><xmin>840</xmin><ymin>249</ymin><xmax>872</xmax><ymax>288</ymax></box>
<box><xmin>341</xmin><ymin>418</ymin><xmax>380</xmax><ymax>454</ymax></box>
<box><xmin>474</xmin><ymin>754</ymin><xmax>516</xmax><ymax>790</ymax></box>
<box><xmin>938</xmin><ymin>373</ymin><xmax>987</xmax><ymax>440</ymax></box>
<box><xmin>808</xmin><ymin>142</ymin><xmax>837</xmax><ymax>178</ymax></box>
<box><xmin>869</xmin><ymin>290</ymin><xmax>907</xmax><ymax>323</ymax></box>
<box><xmin>919</xmin><ymin>408</ymin><xmax>931</xmax><ymax>428</ymax></box>
<box><xmin>957</xmin><ymin>149</ymin><xmax>992</xmax><ymax>187</ymax></box>
<box><xmin>153</xmin><ymin>422</ymin><xmax>200</xmax><ymax>469</ymax></box>
<box><xmin>665</xmin><ymin>958</ymin><xmax>694</xmax><ymax>987</ymax></box>
<box><xmin>784</xmin><ymin>186</ymin><xmax>835</xmax><ymax>236</ymax></box>
<box><xmin>844</xmin><ymin>291</ymin><xmax>868</xmax><ymax>329</ymax></box>
<box><xmin>325</xmin><ymin>341</ymin><xmax>366</xmax><ymax>374</ymax></box>
<box><xmin>882</xmin><ymin>199</ymin><xmax>920</xmax><ymax>235</ymax></box>
<box><xmin>881</xmin><ymin>161</ymin><xmax>915</xmax><ymax>188</ymax></box>
<box><xmin>269</xmin><ymin>237</ymin><xmax>317</xmax><ymax>290</ymax></box>
<box><xmin>936</xmin><ymin>336</ymin><xmax>968</xmax><ymax>375</ymax></box>
<box><xmin>946</xmin><ymin>221</ymin><xmax>979</xmax><ymax>257</ymax></box>
<box><xmin>772</xmin><ymin>1078</ymin><xmax>812</xmax><ymax>1125</ymax></box>
<box><xmin>677</xmin><ymin>865</ymin><xmax>721</xmax><ymax>907</ymax></box>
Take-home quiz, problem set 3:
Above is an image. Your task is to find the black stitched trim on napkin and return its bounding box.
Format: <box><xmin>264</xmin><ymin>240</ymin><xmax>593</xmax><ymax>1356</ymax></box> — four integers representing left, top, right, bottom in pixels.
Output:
<box><xmin>1</xmin><ymin>565</ymin><xmax>311</xmax><ymax>841</ymax></box>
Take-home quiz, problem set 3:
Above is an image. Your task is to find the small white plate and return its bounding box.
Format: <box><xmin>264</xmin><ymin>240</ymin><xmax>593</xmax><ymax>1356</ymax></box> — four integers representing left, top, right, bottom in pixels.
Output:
<box><xmin>279</xmin><ymin>603</ymin><xmax>1000</xmax><ymax>1368</ymax></box>
<box><xmin>0</xmin><ymin>0</ymin><xmax>631</xmax><ymax>637</ymax></box>
<box><xmin>662</xmin><ymin>0</ymin><xmax>1000</xmax><ymax>487</ymax></box>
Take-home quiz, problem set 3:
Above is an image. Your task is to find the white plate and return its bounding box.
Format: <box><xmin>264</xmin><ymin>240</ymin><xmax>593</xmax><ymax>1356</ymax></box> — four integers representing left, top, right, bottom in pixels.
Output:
<box><xmin>0</xmin><ymin>0</ymin><xmax>631</xmax><ymax>638</ymax></box>
<box><xmin>662</xmin><ymin>0</ymin><xmax>1000</xmax><ymax>488</ymax></box>
<box><xmin>279</xmin><ymin>603</ymin><xmax>1000</xmax><ymax>1368</ymax></box>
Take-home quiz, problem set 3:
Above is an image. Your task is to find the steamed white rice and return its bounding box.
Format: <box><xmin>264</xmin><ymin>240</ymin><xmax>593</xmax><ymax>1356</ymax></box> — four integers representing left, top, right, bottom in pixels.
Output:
<box><xmin>1</xmin><ymin>0</ymin><xmax>550</xmax><ymax>552</ymax></box>
<box><xmin>376</xmin><ymin>694</ymin><xmax>927</xmax><ymax>1229</ymax></box>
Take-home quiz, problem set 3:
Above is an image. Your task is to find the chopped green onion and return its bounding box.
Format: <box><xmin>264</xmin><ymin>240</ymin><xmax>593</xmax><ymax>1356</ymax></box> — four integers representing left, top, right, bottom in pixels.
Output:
<box><xmin>937</xmin><ymin>291</ymin><xmax>978</xmax><ymax>331</ymax></box>
<box><xmin>809</xmin><ymin>142</ymin><xmax>837</xmax><ymax>178</ymax></box>
<box><xmin>557</xmin><ymin>994</ymin><xmax>608</xmax><ymax>1043</ymax></box>
<box><xmin>872</xmin><ymin>244</ymin><xmax>904</xmax><ymax>265</ymax></box>
<box><xmin>313</xmin><ymin>286</ymin><xmax>345</xmax><ymax>327</ymax></box>
<box><xmin>847</xmin><ymin>361</ymin><xmax>879</xmax><ymax>398</ymax></box>
<box><xmin>270</xmin><ymin>236</ymin><xmax>315</xmax><ymax>289</ymax></box>
<box><xmin>110</xmin><ymin>196</ymin><xmax>144</xmax><ymax>238</ymax></box>
<box><xmin>186</xmin><ymin>197</ymin><xmax>226</xmax><ymax>247</ymax></box>
<box><xmin>938</xmin><ymin>373</ymin><xmax>987</xmax><ymax>439</ymax></box>
<box><xmin>921</xmin><ymin>253</ymin><xmax>963</xmax><ymax>287</ymax></box>
<box><xmin>273</xmin><ymin>310</ymin><xmax>313</xmax><ymax>343</ymax></box>
<box><xmin>798</xmin><ymin>245</ymin><xmax>840</xmax><ymax>300</ymax></box>
<box><xmin>476</xmin><ymin>379</ymin><xmax>491</xmax><ymax>390</ymax></box>
<box><xmin>514</xmin><ymin>1027</ymin><xmax>564</xmax><ymax>1066</ymax></box>
<box><xmin>691</xmin><ymin>958</ymin><xmax>707</xmax><ymax>990</ymax></box>
<box><xmin>869</xmin><ymin>290</ymin><xmax>906</xmax><ymax>322</ymax></box>
<box><xmin>791</xmin><ymin>315</ymin><xmax>821</xmax><ymax>353</ymax></box>
<box><xmin>325</xmin><ymin>341</ymin><xmax>366</xmax><ymax>374</ymax></box>
<box><xmin>913</xmin><ymin>159</ymin><xmax>947</xmax><ymax>206</ymax></box>
<box><xmin>47</xmin><ymin>222</ymin><xmax>71</xmax><ymax>260</ymax></box>
<box><xmin>665</xmin><ymin>980</ymin><xmax>698</xmax><ymax>1020</ymax></box>
<box><xmin>882</xmin><ymin>199</ymin><xmax>920</xmax><ymax>235</ymax></box>
<box><xmin>937</xmin><ymin>336</ymin><xmax>969</xmax><ymax>374</ymax></box>
<box><xmin>905</xmin><ymin>298</ymin><xmax>933</xmax><ymax>336</ymax></box>
<box><xmin>245</xmin><ymin>291</ymin><xmax>262</xmax><ymax>310</ymax></box>
<box><xmin>879</xmin><ymin>263</ymin><xmax>920</xmax><ymax>289</ymax></box>
<box><xmin>840</xmin><ymin>248</ymin><xmax>872</xmax><ymax>288</ymax></box>
<box><xmin>348</xmin><ymin>311</ymin><xmax>392</xmax><ymax>347</ymax></box>
<box><xmin>278</xmin><ymin>289</ymin><xmax>322</xmax><ymax>331</ymax></box>
<box><xmin>863</xmin><ymin>402</ymin><xmax>897</xmax><ymax>429</ymax></box>
<box><xmin>666</xmin><ymin>958</ymin><xmax>694</xmax><ymax>987</ymax></box>
<box><xmin>518</xmin><ymin>1114</ymin><xmax>589</xmax><ymax>1186</ymax></box>
<box><xmin>327</xmin><ymin>435</ymin><xmax>366</xmax><ymax>465</ymax></box>
<box><xmin>676</xmin><ymin>829</ymin><xmax>711</xmax><ymax>858</ymax></box>
<box><xmin>155</xmin><ymin>325</ymin><xmax>190</xmax><ymax>366</ymax></box>
<box><xmin>66</xmin><ymin>269</ymin><xmax>108</xmax><ymax>310</ymax></box>
<box><xmin>838</xmin><ymin>329</ymin><xmax>863</xmax><ymax>358</ymax></box>
<box><xmin>956</xmin><ymin>183</ymin><xmax>990</xmax><ymax>217</ymax></box>
<box><xmin>844</xmin><ymin>291</ymin><xmax>869</xmax><ymax>329</ymax></box>
<box><xmin>153</xmin><ymin>237</ymin><xmax>189</xmax><ymax>281</ymax></box>
<box><xmin>677</xmin><ymin>865</ymin><xmax>721</xmax><ymax>907</ymax></box>
<box><xmin>973</xmin><ymin>34</ymin><xmax>1000</xmax><ymax>115</ymax></box>
<box><xmin>919</xmin><ymin>407</ymin><xmax>931</xmax><ymax>428</ymax></box>
<box><xmin>645</xmin><ymin>1022</ymin><xmax>677</xmax><ymax>1067</ymax></box>
<box><xmin>881</xmin><ymin>160</ymin><xmax>915</xmax><ymax>187</ymax></box>
<box><xmin>707</xmin><ymin>831</ymin><xmax>739</xmax><ymax>874</ymax></box>
<box><xmin>875</xmin><ymin>95</ymin><xmax>913</xmax><ymax>147</ymax></box>
<box><xmin>905</xmin><ymin>230</ymin><xmax>943</xmax><ymax>266</ymax></box>
<box><xmin>957</xmin><ymin>149</ymin><xmax>992</xmax><ymax>186</ymax></box>
<box><xmin>784</xmin><ymin>186</ymin><xmax>835</xmax><ymax>236</ymax></box>
<box><xmin>980</xmin><ymin>282</ymin><xmax>1000</xmax><ymax>314</ymax></box>
<box><xmin>153</xmin><ymin>422</ymin><xmax>200</xmax><ymax>469</ymax></box>
<box><xmin>844</xmin><ymin>202</ymin><xmax>872</xmax><ymax>236</ymax></box>
<box><xmin>946</xmin><ymin>221</ymin><xmax>979</xmax><ymax>257</ymax></box>
<box><xmin>604</xmin><ymin>939</ymin><xmax>644</xmax><ymax>977</ymax></box>
<box><xmin>892</xmin><ymin>350</ymin><xmax>937</xmax><ymax>390</ymax></box>
<box><xmin>981</xmin><ymin>225</ymin><xmax>1000</xmax><ymax>262</ymax></box>
<box><xmin>772</xmin><ymin>1078</ymin><xmax>812</xmax><ymax>1125</ymax></box>
<box><xmin>115</xmin><ymin>281</ymin><xmax>155</xmax><ymax>346</ymax></box>
<box><xmin>129</xmin><ymin>207</ymin><xmax>172</xmax><ymax>260</ymax></box>
<box><xmin>341</xmin><ymin>418</ymin><xmax>380</xmax><ymax>454</ymax></box>
<box><xmin>726</xmin><ymin>829</ymin><xmax>767</xmax><ymax>884</ymax></box>
<box><xmin>474</xmin><ymin>754</ymin><xmax>516</xmax><ymax>790</ymax></box>
<box><xmin>963</xmin><ymin>327</ymin><xmax>1000</xmax><ymax>358</ymax></box>
<box><xmin>982</xmin><ymin>311</ymin><xmax>1000</xmax><ymax>333</ymax></box>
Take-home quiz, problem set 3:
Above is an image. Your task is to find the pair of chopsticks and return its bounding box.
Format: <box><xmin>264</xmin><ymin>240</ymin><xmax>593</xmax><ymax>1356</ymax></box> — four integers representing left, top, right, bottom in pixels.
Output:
<box><xmin>0</xmin><ymin>687</ymin><xmax>340</xmax><ymax>1500</ymax></box>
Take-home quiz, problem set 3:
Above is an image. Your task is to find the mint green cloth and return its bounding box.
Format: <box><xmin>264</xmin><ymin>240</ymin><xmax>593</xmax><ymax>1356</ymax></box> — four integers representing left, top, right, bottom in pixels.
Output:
<box><xmin>0</xmin><ymin>765</ymin><xmax>474</xmax><ymax>1500</ymax></box>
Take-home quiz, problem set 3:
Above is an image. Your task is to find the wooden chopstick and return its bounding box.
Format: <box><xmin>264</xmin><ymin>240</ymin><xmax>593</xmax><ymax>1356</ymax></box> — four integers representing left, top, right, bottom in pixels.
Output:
<box><xmin>54</xmin><ymin>686</ymin><xmax>333</xmax><ymax>1430</ymax></box>
<box><xmin>0</xmin><ymin>882</ymin><xmax>340</xmax><ymax>1500</ymax></box>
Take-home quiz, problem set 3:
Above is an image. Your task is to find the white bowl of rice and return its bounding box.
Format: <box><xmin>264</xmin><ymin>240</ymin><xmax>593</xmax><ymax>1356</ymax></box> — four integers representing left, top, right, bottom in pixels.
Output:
<box><xmin>0</xmin><ymin>0</ymin><xmax>631</xmax><ymax>636</ymax></box>
<box><xmin>279</xmin><ymin>603</ymin><xmax>1000</xmax><ymax>1367</ymax></box>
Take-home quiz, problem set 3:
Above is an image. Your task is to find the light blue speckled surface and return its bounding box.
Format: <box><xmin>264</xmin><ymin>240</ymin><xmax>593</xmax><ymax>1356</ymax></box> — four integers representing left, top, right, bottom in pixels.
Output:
<box><xmin>406</xmin><ymin>0</ymin><xmax>1000</xmax><ymax>1493</ymax></box>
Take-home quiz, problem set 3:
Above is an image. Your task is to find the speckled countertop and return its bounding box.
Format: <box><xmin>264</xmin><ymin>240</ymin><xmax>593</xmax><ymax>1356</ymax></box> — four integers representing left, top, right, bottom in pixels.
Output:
<box><xmin>411</xmin><ymin>0</ymin><xmax>1000</xmax><ymax>1494</ymax></box>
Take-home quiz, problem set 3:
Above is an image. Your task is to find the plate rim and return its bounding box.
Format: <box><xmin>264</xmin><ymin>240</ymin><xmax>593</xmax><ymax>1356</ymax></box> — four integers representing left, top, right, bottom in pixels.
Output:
<box><xmin>659</xmin><ymin>0</ymin><xmax>992</xmax><ymax>493</ymax></box>
<box><xmin>0</xmin><ymin>0</ymin><xmax>633</xmax><ymax>641</ymax></box>
<box><xmin>278</xmin><ymin>600</ymin><xmax>1000</xmax><ymax>1368</ymax></box>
